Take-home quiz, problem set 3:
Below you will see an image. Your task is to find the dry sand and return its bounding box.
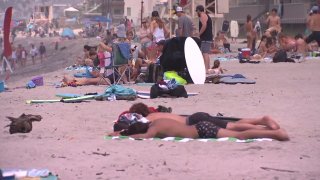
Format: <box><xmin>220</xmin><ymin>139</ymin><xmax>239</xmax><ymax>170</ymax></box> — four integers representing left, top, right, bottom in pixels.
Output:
<box><xmin>1</xmin><ymin>37</ymin><xmax>320</xmax><ymax>179</ymax></box>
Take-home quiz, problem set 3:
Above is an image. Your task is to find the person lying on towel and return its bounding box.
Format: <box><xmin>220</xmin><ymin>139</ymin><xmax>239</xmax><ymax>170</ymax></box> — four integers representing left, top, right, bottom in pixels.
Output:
<box><xmin>109</xmin><ymin>103</ymin><xmax>289</xmax><ymax>141</ymax></box>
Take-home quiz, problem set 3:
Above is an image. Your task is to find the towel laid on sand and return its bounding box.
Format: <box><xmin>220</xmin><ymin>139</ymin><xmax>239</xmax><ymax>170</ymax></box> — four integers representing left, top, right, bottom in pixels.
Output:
<box><xmin>105</xmin><ymin>136</ymin><xmax>272</xmax><ymax>143</ymax></box>
<box><xmin>206</xmin><ymin>74</ymin><xmax>256</xmax><ymax>84</ymax></box>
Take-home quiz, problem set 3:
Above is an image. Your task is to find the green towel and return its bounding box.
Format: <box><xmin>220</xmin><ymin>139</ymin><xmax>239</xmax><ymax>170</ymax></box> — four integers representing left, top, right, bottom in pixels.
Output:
<box><xmin>104</xmin><ymin>136</ymin><xmax>273</xmax><ymax>143</ymax></box>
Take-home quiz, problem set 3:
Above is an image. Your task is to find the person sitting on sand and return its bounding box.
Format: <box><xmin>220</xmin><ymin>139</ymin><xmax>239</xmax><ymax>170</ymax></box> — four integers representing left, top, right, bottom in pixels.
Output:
<box><xmin>207</xmin><ymin>60</ymin><xmax>224</xmax><ymax>75</ymax></box>
<box><xmin>278</xmin><ymin>33</ymin><xmax>297</xmax><ymax>52</ymax></box>
<box><xmin>76</xmin><ymin>45</ymin><xmax>96</xmax><ymax>66</ymax></box>
<box><xmin>62</xmin><ymin>58</ymin><xmax>111</xmax><ymax>86</ymax></box>
<box><xmin>251</xmin><ymin>35</ymin><xmax>268</xmax><ymax>60</ymax></box>
<box><xmin>212</xmin><ymin>31</ymin><xmax>230</xmax><ymax>53</ymax></box>
<box><xmin>294</xmin><ymin>34</ymin><xmax>309</xmax><ymax>55</ymax></box>
<box><xmin>265</xmin><ymin>36</ymin><xmax>278</xmax><ymax>58</ymax></box>
<box><xmin>109</xmin><ymin>103</ymin><xmax>289</xmax><ymax>141</ymax></box>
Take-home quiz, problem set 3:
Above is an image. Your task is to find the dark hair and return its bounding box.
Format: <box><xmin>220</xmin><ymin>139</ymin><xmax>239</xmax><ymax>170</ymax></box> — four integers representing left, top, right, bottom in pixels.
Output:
<box><xmin>151</xmin><ymin>11</ymin><xmax>159</xmax><ymax>17</ymax></box>
<box><xmin>126</xmin><ymin>30</ymin><xmax>134</xmax><ymax>37</ymax></box>
<box><xmin>129</xmin><ymin>103</ymin><xmax>151</xmax><ymax>117</ymax></box>
<box><xmin>266</xmin><ymin>37</ymin><xmax>275</xmax><ymax>48</ymax></box>
<box><xmin>261</xmin><ymin>35</ymin><xmax>267</xmax><ymax>41</ymax></box>
<box><xmin>89</xmin><ymin>50</ymin><xmax>97</xmax><ymax>56</ymax></box>
<box><xmin>196</xmin><ymin>5</ymin><xmax>204</xmax><ymax>12</ymax></box>
<box><xmin>120</xmin><ymin>122</ymin><xmax>150</xmax><ymax>136</ymax></box>
<box><xmin>84</xmin><ymin>45</ymin><xmax>91</xmax><ymax>51</ymax></box>
<box><xmin>246</xmin><ymin>15</ymin><xmax>252</xmax><ymax>22</ymax></box>
<box><xmin>212</xmin><ymin>60</ymin><xmax>220</xmax><ymax>69</ymax></box>
<box><xmin>294</xmin><ymin>34</ymin><xmax>303</xmax><ymax>39</ymax></box>
<box><xmin>154</xmin><ymin>17</ymin><xmax>164</xmax><ymax>29</ymax></box>
<box><xmin>272</xmin><ymin>8</ymin><xmax>278</xmax><ymax>13</ymax></box>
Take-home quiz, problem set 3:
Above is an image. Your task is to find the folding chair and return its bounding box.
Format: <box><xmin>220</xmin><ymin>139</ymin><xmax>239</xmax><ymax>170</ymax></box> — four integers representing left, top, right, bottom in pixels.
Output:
<box><xmin>106</xmin><ymin>42</ymin><xmax>131</xmax><ymax>85</ymax></box>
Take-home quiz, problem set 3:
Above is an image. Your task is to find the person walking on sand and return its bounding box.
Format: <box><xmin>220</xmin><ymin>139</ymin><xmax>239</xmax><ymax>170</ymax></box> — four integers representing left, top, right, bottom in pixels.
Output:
<box><xmin>30</xmin><ymin>44</ymin><xmax>38</xmax><ymax>65</ymax></box>
<box><xmin>196</xmin><ymin>5</ymin><xmax>213</xmax><ymax>72</ymax></box>
<box><xmin>175</xmin><ymin>6</ymin><xmax>194</xmax><ymax>37</ymax></box>
<box><xmin>245</xmin><ymin>15</ymin><xmax>254</xmax><ymax>49</ymax></box>
<box><xmin>39</xmin><ymin>42</ymin><xmax>46</xmax><ymax>63</ymax></box>
<box><xmin>21</xmin><ymin>46</ymin><xmax>27</xmax><ymax>67</ymax></box>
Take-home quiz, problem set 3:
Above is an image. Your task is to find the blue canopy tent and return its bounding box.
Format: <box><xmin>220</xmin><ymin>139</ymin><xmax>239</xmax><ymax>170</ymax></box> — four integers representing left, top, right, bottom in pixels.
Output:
<box><xmin>61</xmin><ymin>28</ymin><xmax>75</xmax><ymax>38</ymax></box>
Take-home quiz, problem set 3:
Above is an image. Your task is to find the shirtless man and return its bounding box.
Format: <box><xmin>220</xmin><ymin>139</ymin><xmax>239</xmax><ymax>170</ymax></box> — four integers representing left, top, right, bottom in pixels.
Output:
<box><xmin>305</xmin><ymin>6</ymin><xmax>320</xmax><ymax>47</ymax></box>
<box><xmin>110</xmin><ymin>103</ymin><xmax>289</xmax><ymax>141</ymax></box>
<box><xmin>265</xmin><ymin>8</ymin><xmax>281</xmax><ymax>36</ymax></box>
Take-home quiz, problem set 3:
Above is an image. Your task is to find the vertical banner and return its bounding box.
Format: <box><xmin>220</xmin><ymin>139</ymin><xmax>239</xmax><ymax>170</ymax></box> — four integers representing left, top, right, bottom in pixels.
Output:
<box><xmin>3</xmin><ymin>7</ymin><xmax>13</xmax><ymax>58</ymax></box>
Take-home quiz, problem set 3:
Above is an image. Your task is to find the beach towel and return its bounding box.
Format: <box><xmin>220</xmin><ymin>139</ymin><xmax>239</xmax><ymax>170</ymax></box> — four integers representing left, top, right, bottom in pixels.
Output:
<box><xmin>105</xmin><ymin>136</ymin><xmax>272</xmax><ymax>143</ymax></box>
<box><xmin>1</xmin><ymin>168</ymin><xmax>58</xmax><ymax>180</ymax></box>
<box><xmin>206</xmin><ymin>74</ymin><xmax>256</xmax><ymax>84</ymax></box>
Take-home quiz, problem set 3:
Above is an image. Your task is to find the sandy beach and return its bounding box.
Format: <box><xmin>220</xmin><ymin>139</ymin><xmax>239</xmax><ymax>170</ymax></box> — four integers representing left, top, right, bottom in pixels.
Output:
<box><xmin>1</xmin><ymin>37</ymin><xmax>320</xmax><ymax>179</ymax></box>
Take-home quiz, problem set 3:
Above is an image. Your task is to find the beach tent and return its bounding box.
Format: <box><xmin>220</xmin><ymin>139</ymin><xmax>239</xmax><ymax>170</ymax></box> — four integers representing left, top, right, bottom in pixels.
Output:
<box><xmin>61</xmin><ymin>28</ymin><xmax>75</xmax><ymax>38</ymax></box>
<box><xmin>64</xmin><ymin>7</ymin><xmax>80</xmax><ymax>18</ymax></box>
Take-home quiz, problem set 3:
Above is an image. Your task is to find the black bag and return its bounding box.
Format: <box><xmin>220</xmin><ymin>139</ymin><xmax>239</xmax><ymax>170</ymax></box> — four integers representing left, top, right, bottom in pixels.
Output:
<box><xmin>222</xmin><ymin>20</ymin><xmax>230</xmax><ymax>32</ymax></box>
<box><xmin>273</xmin><ymin>49</ymin><xmax>295</xmax><ymax>63</ymax></box>
<box><xmin>273</xmin><ymin>49</ymin><xmax>287</xmax><ymax>63</ymax></box>
<box><xmin>150</xmin><ymin>84</ymin><xmax>188</xmax><ymax>99</ymax></box>
<box><xmin>145</xmin><ymin>63</ymin><xmax>163</xmax><ymax>83</ymax></box>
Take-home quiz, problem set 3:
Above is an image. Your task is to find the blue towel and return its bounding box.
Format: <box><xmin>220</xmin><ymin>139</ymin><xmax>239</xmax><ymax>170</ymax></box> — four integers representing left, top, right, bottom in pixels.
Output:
<box><xmin>104</xmin><ymin>85</ymin><xmax>136</xmax><ymax>97</ymax></box>
<box><xmin>117</xmin><ymin>43</ymin><xmax>131</xmax><ymax>60</ymax></box>
<box><xmin>232</xmin><ymin>74</ymin><xmax>246</xmax><ymax>79</ymax></box>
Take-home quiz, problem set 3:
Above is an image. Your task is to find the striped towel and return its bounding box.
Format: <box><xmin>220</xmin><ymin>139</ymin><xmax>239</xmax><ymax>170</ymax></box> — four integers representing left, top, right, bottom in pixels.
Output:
<box><xmin>105</xmin><ymin>136</ymin><xmax>273</xmax><ymax>143</ymax></box>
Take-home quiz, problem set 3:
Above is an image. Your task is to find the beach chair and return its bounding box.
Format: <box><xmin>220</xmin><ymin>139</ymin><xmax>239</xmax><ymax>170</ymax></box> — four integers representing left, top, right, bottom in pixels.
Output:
<box><xmin>99</xmin><ymin>42</ymin><xmax>131</xmax><ymax>85</ymax></box>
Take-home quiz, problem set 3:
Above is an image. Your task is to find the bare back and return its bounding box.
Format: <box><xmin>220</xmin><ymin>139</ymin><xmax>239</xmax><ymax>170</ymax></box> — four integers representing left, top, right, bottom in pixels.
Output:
<box><xmin>147</xmin><ymin>112</ymin><xmax>186</xmax><ymax>124</ymax></box>
<box><xmin>147</xmin><ymin>119</ymin><xmax>198</xmax><ymax>138</ymax></box>
<box><xmin>309</xmin><ymin>14</ymin><xmax>320</xmax><ymax>31</ymax></box>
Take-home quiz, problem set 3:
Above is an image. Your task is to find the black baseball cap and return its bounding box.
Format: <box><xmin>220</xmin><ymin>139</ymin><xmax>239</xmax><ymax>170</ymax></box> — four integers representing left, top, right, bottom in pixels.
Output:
<box><xmin>196</xmin><ymin>5</ymin><xmax>204</xmax><ymax>12</ymax></box>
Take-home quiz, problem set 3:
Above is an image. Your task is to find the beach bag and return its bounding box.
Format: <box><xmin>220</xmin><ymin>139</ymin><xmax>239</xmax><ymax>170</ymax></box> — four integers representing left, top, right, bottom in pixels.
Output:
<box><xmin>273</xmin><ymin>50</ymin><xmax>295</xmax><ymax>63</ymax></box>
<box><xmin>150</xmin><ymin>84</ymin><xmax>188</xmax><ymax>99</ymax></box>
<box><xmin>222</xmin><ymin>20</ymin><xmax>230</xmax><ymax>32</ymax></box>
<box><xmin>273</xmin><ymin>49</ymin><xmax>287</xmax><ymax>63</ymax></box>
<box><xmin>145</xmin><ymin>63</ymin><xmax>163</xmax><ymax>83</ymax></box>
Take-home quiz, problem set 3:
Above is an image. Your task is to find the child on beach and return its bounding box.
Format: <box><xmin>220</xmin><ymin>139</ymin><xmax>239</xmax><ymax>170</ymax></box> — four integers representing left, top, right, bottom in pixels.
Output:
<box><xmin>207</xmin><ymin>60</ymin><xmax>224</xmax><ymax>75</ymax></box>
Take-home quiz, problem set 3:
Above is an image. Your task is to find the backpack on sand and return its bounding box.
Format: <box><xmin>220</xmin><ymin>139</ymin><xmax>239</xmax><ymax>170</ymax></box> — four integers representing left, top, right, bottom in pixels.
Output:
<box><xmin>145</xmin><ymin>63</ymin><xmax>163</xmax><ymax>83</ymax></box>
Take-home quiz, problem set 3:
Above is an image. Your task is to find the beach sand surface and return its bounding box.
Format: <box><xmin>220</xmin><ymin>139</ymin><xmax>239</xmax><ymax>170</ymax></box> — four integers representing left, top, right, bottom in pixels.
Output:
<box><xmin>0</xmin><ymin>37</ymin><xmax>320</xmax><ymax>179</ymax></box>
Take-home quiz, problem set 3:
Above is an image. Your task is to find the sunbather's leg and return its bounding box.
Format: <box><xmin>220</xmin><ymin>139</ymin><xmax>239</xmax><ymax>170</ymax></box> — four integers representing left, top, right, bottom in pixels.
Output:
<box><xmin>62</xmin><ymin>75</ymin><xmax>75</xmax><ymax>84</ymax></box>
<box><xmin>226</xmin><ymin>122</ymin><xmax>267</xmax><ymax>131</ymax></box>
<box><xmin>217</xmin><ymin>128</ymin><xmax>289</xmax><ymax>141</ymax></box>
<box><xmin>234</xmin><ymin>116</ymin><xmax>280</xmax><ymax>130</ymax></box>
